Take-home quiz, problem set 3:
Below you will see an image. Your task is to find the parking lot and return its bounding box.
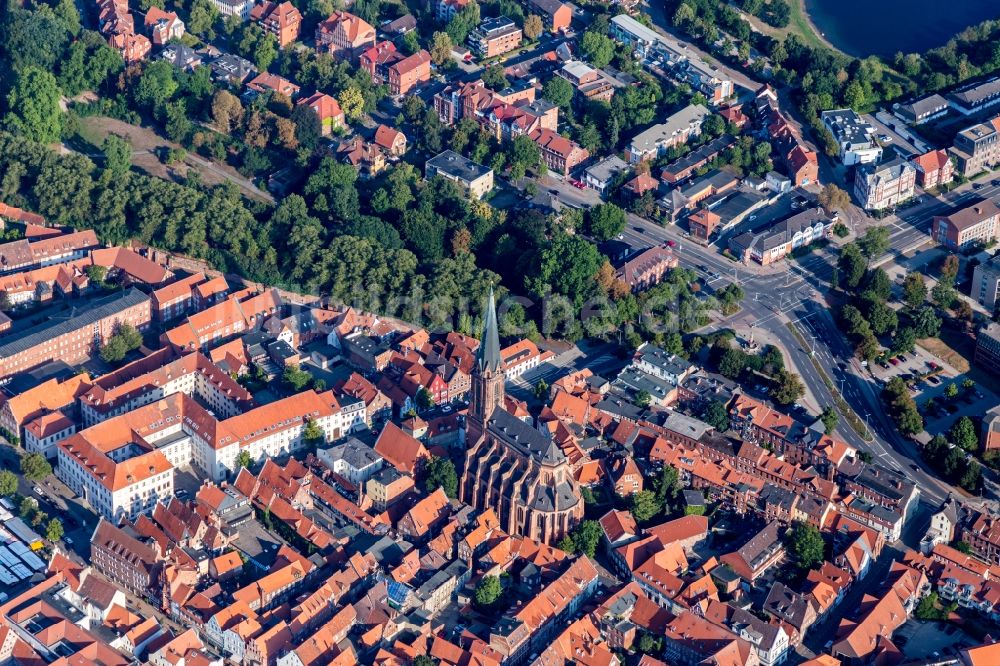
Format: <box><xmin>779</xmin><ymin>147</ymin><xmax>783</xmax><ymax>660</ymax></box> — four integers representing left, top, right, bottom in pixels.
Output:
<box><xmin>894</xmin><ymin>619</ymin><xmax>977</xmax><ymax>660</ymax></box>
<box><xmin>868</xmin><ymin>343</ymin><xmax>997</xmax><ymax>435</ymax></box>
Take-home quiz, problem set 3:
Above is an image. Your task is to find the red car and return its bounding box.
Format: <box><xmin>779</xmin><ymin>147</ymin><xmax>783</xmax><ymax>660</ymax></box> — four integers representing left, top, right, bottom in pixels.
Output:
<box><xmin>572</xmin><ymin>180</ymin><xmax>586</xmax><ymax>189</ymax></box>
<box><xmin>889</xmin><ymin>358</ymin><xmax>900</xmax><ymax>365</ymax></box>
<box><xmin>666</xmin><ymin>240</ymin><xmax>676</xmax><ymax>247</ymax></box>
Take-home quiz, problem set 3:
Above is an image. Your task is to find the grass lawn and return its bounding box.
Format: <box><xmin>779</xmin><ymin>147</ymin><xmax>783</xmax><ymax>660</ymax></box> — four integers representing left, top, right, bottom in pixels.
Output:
<box><xmin>740</xmin><ymin>0</ymin><xmax>834</xmax><ymax>53</ymax></box>
<box><xmin>785</xmin><ymin>0</ymin><xmax>832</xmax><ymax>52</ymax></box>
<box><xmin>917</xmin><ymin>334</ymin><xmax>971</xmax><ymax>374</ymax></box>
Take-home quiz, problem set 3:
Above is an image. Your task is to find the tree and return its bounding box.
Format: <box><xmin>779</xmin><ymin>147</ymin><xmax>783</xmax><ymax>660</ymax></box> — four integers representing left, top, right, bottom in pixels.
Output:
<box><xmin>282</xmin><ymin>364</ymin><xmax>312</xmax><ymax>391</ymax></box>
<box><xmin>46</xmin><ymin>518</ymin><xmax>64</xmax><ymax>543</ymax></box>
<box><xmin>585</xmin><ymin>203</ymin><xmax>626</xmax><ymax>241</ymax></box>
<box><xmin>718</xmin><ymin>347</ymin><xmax>747</xmax><ymax>379</ymax></box>
<box><xmin>523</xmin><ymin>14</ymin><xmax>544</xmax><ymax>40</ymax></box>
<box><xmin>932</xmin><ymin>281</ymin><xmax>957</xmax><ymax>310</ymax></box>
<box><xmin>954</xmin><ymin>541</ymin><xmax>973</xmax><ymax>554</ymax></box>
<box><xmin>891</xmin><ymin>326</ymin><xmax>917</xmax><ymax>356</ymax></box>
<box><xmin>86</xmin><ymin>264</ymin><xmax>108</xmax><ymax>288</ymax></box>
<box><xmin>950</xmin><ymin>416</ymin><xmax>979</xmax><ymax>451</ymax></box>
<box><xmin>821</xmin><ymin>406</ymin><xmax>839</xmax><ymax>434</ymax></box>
<box><xmin>338</xmin><ymin>87</ymin><xmax>365</xmax><ymax>121</ymax></box>
<box><xmin>701</xmin><ymin>400</ymin><xmax>730</xmax><ymax>432</ymax></box>
<box><xmin>634</xmin><ymin>390</ymin><xmax>651</xmax><ymax>408</ymax></box>
<box><xmin>902</xmin><ymin>273</ymin><xmax>927</xmax><ymax>308</ymax></box>
<box><xmin>100</xmin><ymin>335</ymin><xmax>128</xmax><ymax>363</ymax></box>
<box><xmin>526</xmin><ymin>234</ymin><xmax>604</xmax><ymax>307</ymax></box>
<box><xmin>941</xmin><ymin>255</ymin><xmax>960</xmax><ymax>282</ymax></box>
<box><xmin>912</xmin><ymin>306</ymin><xmax>942</xmax><ymax>338</ymax></box>
<box><xmin>857</xmin><ymin>226</ymin><xmax>891</xmax><ymax>262</ymax></box>
<box><xmin>5</xmin><ymin>67</ymin><xmax>62</xmax><ymax>144</ymax></box>
<box><xmin>423</xmin><ymin>456</ymin><xmax>458</xmax><ymax>498</ymax></box>
<box><xmin>654</xmin><ymin>465</ymin><xmax>681</xmax><ymax>509</ymax></box>
<box><xmin>788</xmin><ymin>521</ymin><xmax>825</xmax><ymax>570</ymax></box>
<box><xmin>817</xmin><ymin>184</ymin><xmax>851</xmax><ymax>213</ymax></box>
<box><xmin>631</xmin><ymin>490</ymin><xmax>660</xmax><ymax>522</ymax></box>
<box><xmin>580</xmin><ymin>30</ymin><xmax>615</xmax><ymax>68</ymax></box>
<box><xmin>482</xmin><ymin>65</ymin><xmax>509</xmax><ymax>91</ymax></box>
<box><xmin>533</xmin><ymin>379</ymin><xmax>549</xmax><ymax>400</ymax></box>
<box><xmin>430</xmin><ymin>31</ymin><xmax>453</xmax><ymax>66</ymax></box>
<box><xmin>253</xmin><ymin>33</ymin><xmax>278</xmax><ymax>72</ymax></box>
<box><xmin>20</xmin><ymin>453</ymin><xmax>52</xmax><ymax>481</ymax></box>
<box><xmin>570</xmin><ymin>520</ymin><xmax>602</xmax><ymax>557</ymax></box>
<box><xmin>414</xmin><ymin>656</ymin><xmax>437</xmax><ymax>666</ymax></box>
<box><xmin>474</xmin><ymin>575</ymin><xmax>503</xmax><ymax>609</ymax></box>
<box><xmin>0</xmin><ymin>470</ymin><xmax>18</xmax><ymax>496</ymax></box>
<box><xmin>102</xmin><ymin>135</ymin><xmax>132</xmax><ymax>176</ymax></box>
<box><xmin>134</xmin><ymin>60</ymin><xmax>178</xmax><ymax>109</ymax></box>
<box><xmin>772</xmin><ymin>370</ymin><xmax>805</xmax><ymax>405</ymax></box>
<box><xmin>189</xmin><ymin>0</ymin><xmax>219</xmax><ymax>36</ymax></box>
<box><xmin>303</xmin><ymin>419</ymin><xmax>325</xmax><ymax>446</ymax></box>
<box><xmin>542</xmin><ymin>76</ymin><xmax>574</xmax><ymax>108</ymax></box>
<box><xmin>236</xmin><ymin>450</ymin><xmax>253</xmax><ymax>469</ymax></box>
<box><xmin>838</xmin><ymin>244</ymin><xmax>867</xmax><ymax>289</ymax></box>
<box><xmin>944</xmin><ymin>383</ymin><xmax>959</xmax><ymax>400</ymax></box>
<box><xmin>212</xmin><ymin>90</ymin><xmax>244</xmax><ymax>133</ymax></box>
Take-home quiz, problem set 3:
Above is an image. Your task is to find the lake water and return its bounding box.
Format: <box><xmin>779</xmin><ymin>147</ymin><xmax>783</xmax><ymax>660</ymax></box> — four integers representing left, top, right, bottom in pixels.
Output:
<box><xmin>804</xmin><ymin>0</ymin><xmax>1000</xmax><ymax>58</ymax></box>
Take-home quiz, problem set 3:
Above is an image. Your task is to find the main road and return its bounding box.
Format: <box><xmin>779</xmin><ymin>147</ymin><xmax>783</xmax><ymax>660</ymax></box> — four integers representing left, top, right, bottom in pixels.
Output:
<box><xmin>548</xmin><ymin>170</ymin><xmax>990</xmax><ymax>505</ymax></box>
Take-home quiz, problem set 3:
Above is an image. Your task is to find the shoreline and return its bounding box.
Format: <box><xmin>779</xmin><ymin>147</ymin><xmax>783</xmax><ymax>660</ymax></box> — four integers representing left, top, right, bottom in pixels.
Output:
<box><xmin>792</xmin><ymin>0</ymin><xmax>844</xmax><ymax>55</ymax></box>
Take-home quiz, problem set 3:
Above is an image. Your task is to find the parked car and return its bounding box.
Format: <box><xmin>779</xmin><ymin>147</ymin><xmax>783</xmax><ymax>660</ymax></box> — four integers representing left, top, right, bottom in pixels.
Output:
<box><xmin>889</xmin><ymin>357</ymin><xmax>900</xmax><ymax>365</ymax></box>
<box><xmin>927</xmin><ymin>375</ymin><xmax>941</xmax><ymax>385</ymax></box>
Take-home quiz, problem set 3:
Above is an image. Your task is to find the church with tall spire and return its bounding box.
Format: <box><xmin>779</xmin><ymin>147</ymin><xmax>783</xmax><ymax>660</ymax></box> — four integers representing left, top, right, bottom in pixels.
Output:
<box><xmin>459</xmin><ymin>290</ymin><xmax>584</xmax><ymax>545</ymax></box>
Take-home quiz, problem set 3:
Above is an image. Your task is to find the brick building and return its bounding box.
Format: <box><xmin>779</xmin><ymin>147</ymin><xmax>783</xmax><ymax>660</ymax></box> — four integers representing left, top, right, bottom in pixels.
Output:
<box><xmin>932</xmin><ymin>199</ymin><xmax>1000</xmax><ymax>250</ymax></box>
<box><xmin>359</xmin><ymin>42</ymin><xmax>431</xmax><ymax>96</ymax></box>
<box><xmin>529</xmin><ymin>128</ymin><xmax>589</xmax><ymax>176</ymax></box>
<box><xmin>314</xmin><ymin>11</ymin><xmax>376</xmax><ymax>62</ymax></box>
<box><xmin>250</xmin><ymin>0</ymin><xmax>302</xmax><ymax>48</ymax></box>
<box><xmin>0</xmin><ymin>288</ymin><xmax>150</xmax><ymax>379</ymax></box>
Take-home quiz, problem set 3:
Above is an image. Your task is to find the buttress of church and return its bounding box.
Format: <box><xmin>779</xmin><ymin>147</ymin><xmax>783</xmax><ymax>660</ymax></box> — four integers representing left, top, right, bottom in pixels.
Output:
<box><xmin>459</xmin><ymin>290</ymin><xmax>585</xmax><ymax>545</ymax></box>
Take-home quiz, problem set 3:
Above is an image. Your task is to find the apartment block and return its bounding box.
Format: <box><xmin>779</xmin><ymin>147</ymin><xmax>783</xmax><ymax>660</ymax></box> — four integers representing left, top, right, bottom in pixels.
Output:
<box><xmin>853</xmin><ymin>153</ymin><xmax>916</xmax><ymax>211</ymax></box>
<box><xmin>949</xmin><ymin>115</ymin><xmax>1000</xmax><ymax>177</ymax></box>
<box><xmin>359</xmin><ymin>41</ymin><xmax>431</xmax><ymax>96</ymax></box>
<box><xmin>425</xmin><ymin>150</ymin><xmax>494</xmax><ymax>199</ymax></box>
<box><xmin>972</xmin><ymin>254</ymin><xmax>1000</xmax><ymax>312</ymax></box>
<box><xmin>0</xmin><ymin>287</ymin><xmax>151</xmax><ymax>379</ymax></box>
<box><xmin>821</xmin><ymin>108</ymin><xmax>881</xmax><ymax>166</ymax></box>
<box><xmin>468</xmin><ymin>17</ymin><xmax>522</xmax><ymax>58</ymax></box>
<box><xmin>529</xmin><ymin>128</ymin><xmax>589</xmax><ymax>176</ymax></box>
<box><xmin>625</xmin><ymin>104</ymin><xmax>710</xmax><ymax>163</ymax></box>
<box><xmin>250</xmin><ymin>0</ymin><xmax>302</xmax><ymax>48</ymax></box>
<box><xmin>975</xmin><ymin>323</ymin><xmax>1000</xmax><ymax>374</ymax></box>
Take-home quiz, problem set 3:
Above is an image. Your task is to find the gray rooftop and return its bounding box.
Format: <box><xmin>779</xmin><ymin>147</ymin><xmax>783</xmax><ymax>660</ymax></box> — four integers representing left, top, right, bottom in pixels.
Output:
<box><xmin>0</xmin><ymin>288</ymin><xmax>149</xmax><ymax>359</ymax></box>
<box><xmin>585</xmin><ymin>155</ymin><xmax>629</xmax><ymax>183</ymax></box>
<box><xmin>426</xmin><ymin>150</ymin><xmax>491</xmax><ymax>183</ymax></box>
<box><xmin>950</xmin><ymin>77</ymin><xmax>1000</xmax><ymax>108</ymax></box>
<box><xmin>323</xmin><ymin>438</ymin><xmax>382</xmax><ymax>470</ymax></box>
<box><xmin>635</xmin><ymin>342</ymin><xmax>694</xmax><ymax>377</ymax></box>
<box><xmin>821</xmin><ymin>108</ymin><xmax>875</xmax><ymax>147</ymax></box>
<box><xmin>895</xmin><ymin>93</ymin><xmax>948</xmax><ymax>121</ymax></box>
<box><xmin>628</xmin><ymin>104</ymin><xmax>711</xmax><ymax>154</ymax></box>
<box><xmin>487</xmin><ymin>408</ymin><xmax>556</xmax><ymax>461</ymax></box>
<box><xmin>661</xmin><ymin>411</ymin><xmax>712</xmax><ymax>441</ymax></box>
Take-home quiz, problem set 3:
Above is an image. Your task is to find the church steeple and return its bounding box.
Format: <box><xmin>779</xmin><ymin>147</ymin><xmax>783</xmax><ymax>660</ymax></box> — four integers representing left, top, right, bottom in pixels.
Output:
<box><xmin>470</xmin><ymin>288</ymin><xmax>505</xmax><ymax>425</ymax></box>
<box><xmin>476</xmin><ymin>289</ymin><xmax>502</xmax><ymax>374</ymax></box>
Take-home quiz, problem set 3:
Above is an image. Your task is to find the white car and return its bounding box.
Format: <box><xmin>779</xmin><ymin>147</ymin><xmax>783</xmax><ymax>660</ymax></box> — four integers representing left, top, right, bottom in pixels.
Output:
<box><xmin>32</xmin><ymin>486</ymin><xmax>43</xmax><ymax>496</ymax></box>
